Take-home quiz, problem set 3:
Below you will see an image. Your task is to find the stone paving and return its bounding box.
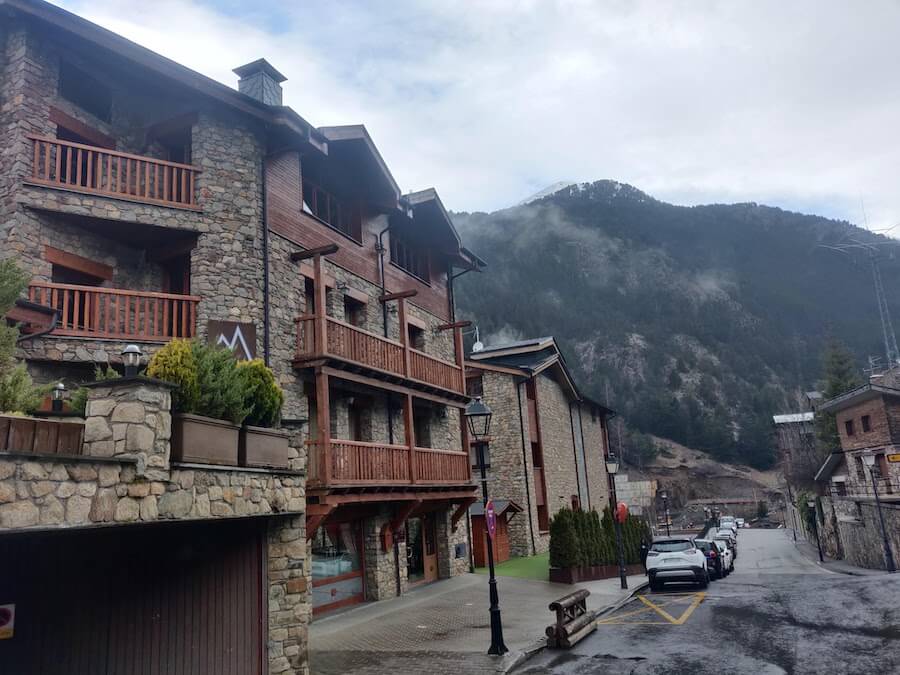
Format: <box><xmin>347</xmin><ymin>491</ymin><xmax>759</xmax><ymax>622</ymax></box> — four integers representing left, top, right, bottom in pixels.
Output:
<box><xmin>309</xmin><ymin>571</ymin><xmax>646</xmax><ymax>674</ymax></box>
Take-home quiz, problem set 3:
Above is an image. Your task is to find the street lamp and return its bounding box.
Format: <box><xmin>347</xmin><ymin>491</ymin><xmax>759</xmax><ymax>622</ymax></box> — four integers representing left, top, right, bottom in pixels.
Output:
<box><xmin>51</xmin><ymin>382</ymin><xmax>65</xmax><ymax>412</ymax></box>
<box><xmin>806</xmin><ymin>499</ymin><xmax>825</xmax><ymax>563</ymax></box>
<box><xmin>121</xmin><ymin>344</ymin><xmax>143</xmax><ymax>378</ymax></box>
<box><xmin>862</xmin><ymin>454</ymin><xmax>897</xmax><ymax>573</ymax></box>
<box><xmin>464</xmin><ymin>397</ymin><xmax>507</xmax><ymax>656</ymax></box>
<box><xmin>605</xmin><ymin>452</ymin><xmax>628</xmax><ymax>590</ymax></box>
<box><xmin>660</xmin><ymin>489</ymin><xmax>671</xmax><ymax>536</ymax></box>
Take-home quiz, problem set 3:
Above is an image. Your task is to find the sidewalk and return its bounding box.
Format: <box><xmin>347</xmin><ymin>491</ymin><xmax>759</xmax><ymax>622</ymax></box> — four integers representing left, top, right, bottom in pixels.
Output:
<box><xmin>789</xmin><ymin>529</ymin><xmax>886</xmax><ymax>576</ymax></box>
<box><xmin>309</xmin><ymin>571</ymin><xmax>646</xmax><ymax>675</ymax></box>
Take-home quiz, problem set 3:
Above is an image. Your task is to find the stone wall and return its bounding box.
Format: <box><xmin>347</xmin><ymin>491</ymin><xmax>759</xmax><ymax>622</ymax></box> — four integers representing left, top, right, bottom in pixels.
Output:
<box><xmin>614</xmin><ymin>474</ymin><xmax>657</xmax><ymax>517</ymax></box>
<box><xmin>824</xmin><ymin>496</ymin><xmax>900</xmax><ymax>571</ymax></box>
<box><xmin>537</xmin><ymin>373</ymin><xmax>581</xmax><ymax>520</ymax></box>
<box><xmin>477</xmin><ymin>369</ymin><xmax>538</xmax><ymax>557</ymax></box>
<box><xmin>580</xmin><ymin>405</ymin><xmax>610</xmax><ymax>513</ymax></box>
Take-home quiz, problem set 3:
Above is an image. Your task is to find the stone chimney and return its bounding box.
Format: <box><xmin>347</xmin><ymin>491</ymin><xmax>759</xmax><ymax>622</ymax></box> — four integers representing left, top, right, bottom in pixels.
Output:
<box><xmin>233</xmin><ymin>58</ymin><xmax>287</xmax><ymax>107</ymax></box>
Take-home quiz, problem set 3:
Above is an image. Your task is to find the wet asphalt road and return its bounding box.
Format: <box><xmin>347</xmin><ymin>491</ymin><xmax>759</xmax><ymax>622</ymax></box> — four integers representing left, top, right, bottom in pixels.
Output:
<box><xmin>518</xmin><ymin>529</ymin><xmax>900</xmax><ymax>675</ymax></box>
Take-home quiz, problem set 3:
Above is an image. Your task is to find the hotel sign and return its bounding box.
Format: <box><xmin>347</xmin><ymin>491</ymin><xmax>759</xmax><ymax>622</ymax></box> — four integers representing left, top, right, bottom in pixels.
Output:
<box><xmin>207</xmin><ymin>321</ymin><xmax>257</xmax><ymax>361</ymax></box>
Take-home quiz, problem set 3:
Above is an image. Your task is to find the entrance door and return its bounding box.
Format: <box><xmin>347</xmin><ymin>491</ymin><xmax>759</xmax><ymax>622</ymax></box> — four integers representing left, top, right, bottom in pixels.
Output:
<box><xmin>406</xmin><ymin>514</ymin><xmax>438</xmax><ymax>585</ymax></box>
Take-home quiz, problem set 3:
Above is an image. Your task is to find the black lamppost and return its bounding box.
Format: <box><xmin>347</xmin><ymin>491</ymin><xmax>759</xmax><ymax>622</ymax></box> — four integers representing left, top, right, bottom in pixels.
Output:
<box><xmin>806</xmin><ymin>499</ymin><xmax>825</xmax><ymax>563</ymax></box>
<box><xmin>660</xmin><ymin>489</ymin><xmax>671</xmax><ymax>536</ymax></box>
<box><xmin>122</xmin><ymin>344</ymin><xmax>143</xmax><ymax>378</ymax></box>
<box><xmin>465</xmin><ymin>397</ymin><xmax>508</xmax><ymax>656</ymax></box>
<box><xmin>605</xmin><ymin>452</ymin><xmax>628</xmax><ymax>590</ymax></box>
<box><xmin>51</xmin><ymin>382</ymin><xmax>65</xmax><ymax>412</ymax></box>
<box><xmin>862</xmin><ymin>454</ymin><xmax>897</xmax><ymax>573</ymax></box>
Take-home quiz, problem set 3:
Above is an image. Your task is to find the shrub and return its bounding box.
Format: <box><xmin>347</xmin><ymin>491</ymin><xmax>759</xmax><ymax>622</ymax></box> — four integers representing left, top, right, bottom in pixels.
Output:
<box><xmin>192</xmin><ymin>342</ymin><xmax>249</xmax><ymax>425</ymax></box>
<box><xmin>237</xmin><ymin>359</ymin><xmax>284</xmax><ymax>427</ymax></box>
<box><xmin>549</xmin><ymin>508</ymin><xmax>582</xmax><ymax>569</ymax></box>
<box><xmin>147</xmin><ymin>339</ymin><xmax>199</xmax><ymax>413</ymax></box>
<box><xmin>0</xmin><ymin>363</ymin><xmax>43</xmax><ymax>414</ymax></box>
<box><xmin>69</xmin><ymin>365</ymin><xmax>124</xmax><ymax>416</ymax></box>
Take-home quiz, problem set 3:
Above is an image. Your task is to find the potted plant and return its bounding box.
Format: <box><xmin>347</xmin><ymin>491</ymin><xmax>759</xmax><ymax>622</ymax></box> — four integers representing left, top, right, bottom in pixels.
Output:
<box><xmin>237</xmin><ymin>359</ymin><xmax>288</xmax><ymax>469</ymax></box>
<box><xmin>147</xmin><ymin>339</ymin><xmax>249</xmax><ymax>465</ymax></box>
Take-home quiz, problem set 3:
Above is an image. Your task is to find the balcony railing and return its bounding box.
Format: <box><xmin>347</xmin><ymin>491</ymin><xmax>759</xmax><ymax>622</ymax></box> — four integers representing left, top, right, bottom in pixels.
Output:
<box><xmin>830</xmin><ymin>476</ymin><xmax>900</xmax><ymax>500</ymax></box>
<box><xmin>306</xmin><ymin>439</ymin><xmax>470</xmax><ymax>488</ymax></box>
<box><xmin>28</xmin><ymin>282</ymin><xmax>200</xmax><ymax>341</ymax></box>
<box><xmin>27</xmin><ymin>135</ymin><xmax>201</xmax><ymax>210</ymax></box>
<box><xmin>295</xmin><ymin>314</ymin><xmax>465</xmax><ymax>395</ymax></box>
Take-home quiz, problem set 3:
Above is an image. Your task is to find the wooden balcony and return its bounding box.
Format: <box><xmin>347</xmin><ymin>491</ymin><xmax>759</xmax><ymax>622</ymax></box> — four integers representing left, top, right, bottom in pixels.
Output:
<box><xmin>830</xmin><ymin>476</ymin><xmax>900</xmax><ymax>501</ymax></box>
<box><xmin>27</xmin><ymin>135</ymin><xmax>201</xmax><ymax>210</ymax></box>
<box><xmin>294</xmin><ymin>314</ymin><xmax>465</xmax><ymax>396</ymax></box>
<box><xmin>307</xmin><ymin>439</ymin><xmax>471</xmax><ymax>488</ymax></box>
<box><xmin>27</xmin><ymin>282</ymin><xmax>200</xmax><ymax>341</ymax></box>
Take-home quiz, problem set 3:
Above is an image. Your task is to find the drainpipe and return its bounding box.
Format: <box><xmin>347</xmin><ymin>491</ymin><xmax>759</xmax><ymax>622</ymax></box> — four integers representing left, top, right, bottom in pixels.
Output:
<box><xmin>448</xmin><ymin>265</ymin><xmax>476</xmax><ymax>324</ymax></box>
<box><xmin>516</xmin><ymin>379</ymin><xmax>537</xmax><ymax>555</ymax></box>
<box><xmin>578</xmin><ymin>403</ymin><xmax>591</xmax><ymax>509</ymax></box>
<box><xmin>376</xmin><ymin>223</ymin><xmax>396</xmax><ymax>445</ymax></box>
<box><xmin>568</xmin><ymin>401</ymin><xmax>583</xmax><ymax>508</ymax></box>
<box><xmin>15</xmin><ymin>308</ymin><xmax>60</xmax><ymax>343</ymax></box>
<box><xmin>260</xmin><ymin>153</ymin><xmax>272</xmax><ymax>365</ymax></box>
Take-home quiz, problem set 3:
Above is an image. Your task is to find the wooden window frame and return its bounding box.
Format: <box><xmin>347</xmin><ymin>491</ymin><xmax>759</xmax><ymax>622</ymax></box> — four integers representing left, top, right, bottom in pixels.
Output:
<box><xmin>389</xmin><ymin>232</ymin><xmax>431</xmax><ymax>284</ymax></box>
<box><xmin>861</xmin><ymin>415</ymin><xmax>871</xmax><ymax>433</ymax></box>
<box><xmin>845</xmin><ymin>419</ymin><xmax>855</xmax><ymax>437</ymax></box>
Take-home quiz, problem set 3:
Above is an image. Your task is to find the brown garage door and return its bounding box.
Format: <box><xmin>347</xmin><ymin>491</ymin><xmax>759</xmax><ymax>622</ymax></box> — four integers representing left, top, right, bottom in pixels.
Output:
<box><xmin>0</xmin><ymin>518</ymin><xmax>265</xmax><ymax>675</ymax></box>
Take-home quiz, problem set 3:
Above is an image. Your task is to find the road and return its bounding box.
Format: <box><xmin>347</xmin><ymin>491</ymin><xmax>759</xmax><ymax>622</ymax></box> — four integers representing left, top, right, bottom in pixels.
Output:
<box><xmin>518</xmin><ymin>528</ymin><xmax>900</xmax><ymax>675</ymax></box>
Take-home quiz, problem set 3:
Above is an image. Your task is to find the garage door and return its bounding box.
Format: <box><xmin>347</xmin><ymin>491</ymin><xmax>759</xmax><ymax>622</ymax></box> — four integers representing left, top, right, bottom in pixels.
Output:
<box><xmin>0</xmin><ymin>518</ymin><xmax>265</xmax><ymax>675</ymax></box>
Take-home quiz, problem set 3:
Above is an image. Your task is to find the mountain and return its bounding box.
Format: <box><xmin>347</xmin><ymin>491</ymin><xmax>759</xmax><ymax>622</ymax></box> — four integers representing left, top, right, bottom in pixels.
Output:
<box><xmin>452</xmin><ymin>180</ymin><xmax>900</xmax><ymax>469</ymax></box>
<box><xmin>516</xmin><ymin>181</ymin><xmax>576</xmax><ymax>206</ymax></box>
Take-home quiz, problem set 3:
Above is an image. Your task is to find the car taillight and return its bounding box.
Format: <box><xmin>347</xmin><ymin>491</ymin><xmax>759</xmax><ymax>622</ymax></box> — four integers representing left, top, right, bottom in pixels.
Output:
<box><xmin>710</xmin><ymin>550</ymin><xmax>717</xmax><ymax>558</ymax></box>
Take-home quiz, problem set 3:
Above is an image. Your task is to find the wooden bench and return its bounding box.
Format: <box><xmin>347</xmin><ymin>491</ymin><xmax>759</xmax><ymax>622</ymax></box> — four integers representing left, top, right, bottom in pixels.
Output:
<box><xmin>545</xmin><ymin>589</ymin><xmax>596</xmax><ymax>648</ymax></box>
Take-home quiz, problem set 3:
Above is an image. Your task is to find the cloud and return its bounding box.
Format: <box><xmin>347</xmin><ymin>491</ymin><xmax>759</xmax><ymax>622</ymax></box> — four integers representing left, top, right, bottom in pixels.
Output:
<box><xmin>55</xmin><ymin>0</ymin><xmax>900</xmax><ymax>228</ymax></box>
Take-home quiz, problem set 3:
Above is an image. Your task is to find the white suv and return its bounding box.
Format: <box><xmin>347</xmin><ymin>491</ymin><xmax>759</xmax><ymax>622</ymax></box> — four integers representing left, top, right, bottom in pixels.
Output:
<box><xmin>646</xmin><ymin>537</ymin><xmax>709</xmax><ymax>591</ymax></box>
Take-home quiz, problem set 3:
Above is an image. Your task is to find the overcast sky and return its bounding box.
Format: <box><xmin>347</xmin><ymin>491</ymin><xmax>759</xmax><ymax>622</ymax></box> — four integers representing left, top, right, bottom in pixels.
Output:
<box><xmin>57</xmin><ymin>0</ymin><xmax>900</xmax><ymax>228</ymax></box>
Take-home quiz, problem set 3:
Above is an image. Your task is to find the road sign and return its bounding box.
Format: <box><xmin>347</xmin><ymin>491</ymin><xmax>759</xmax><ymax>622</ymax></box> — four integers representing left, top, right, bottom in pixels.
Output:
<box><xmin>485</xmin><ymin>500</ymin><xmax>497</xmax><ymax>540</ymax></box>
<box><xmin>0</xmin><ymin>604</ymin><xmax>14</xmax><ymax>640</ymax></box>
<box><xmin>888</xmin><ymin>454</ymin><xmax>900</xmax><ymax>463</ymax></box>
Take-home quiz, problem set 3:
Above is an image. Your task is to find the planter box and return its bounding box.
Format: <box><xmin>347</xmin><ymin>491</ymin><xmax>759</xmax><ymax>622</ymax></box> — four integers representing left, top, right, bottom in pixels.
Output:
<box><xmin>239</xmin><ymin>426</ymin><xmax>290</xmax><ymax>469</ymax></box>
<box><xmin>0</xmin><ymin>415</ymin><xmax>84</xmax><ymax>455</ymax></box>
<box><xmin>550</xmin><ymin>563</ymin><xmax>645</xmax><ymax>584</ymax></box>
<box><xmin>172</xmin><ymin>413</ymin><xmax>239</xmax><ymax>466</ymax></box>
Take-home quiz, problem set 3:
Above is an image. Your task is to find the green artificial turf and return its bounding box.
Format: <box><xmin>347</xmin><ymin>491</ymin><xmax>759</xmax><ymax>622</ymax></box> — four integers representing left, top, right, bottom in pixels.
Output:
<box><xmin>475</xmin><ymin>552</ymin><xmax>549</xmax><ymax>580</ymax></box>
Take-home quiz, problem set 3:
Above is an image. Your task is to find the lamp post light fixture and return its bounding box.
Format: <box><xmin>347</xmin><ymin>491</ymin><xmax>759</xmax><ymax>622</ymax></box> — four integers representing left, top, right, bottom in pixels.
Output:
<box><xmin>605</xmin><ymin>452</ymin><xmax>628</xmax><ymax>590</ymax></box>
<box><xmin>660</xmin><ymin>489</ymin><xmax>671</xmax><ymax>536</ymax></box>
<box><xmin>806</xmin><ymin>499</ymin><xmax>825</xmax><ymax>563</ymax></box>
<box><xmin>464</xmin><ymin>397</ymin><xmax>507</xmax><ymax>656</ymax></box>
<box><xmin>51</xmin><ymin>382</ymin><xmax>65</xmax><ymax>412</ymax></box>
<box><xmin>121</xmin><ymin>344</ymin><xmax>143</xmax><ymax>378</ymax></box>
<box><xmin>862</xmin><ymin>454</ymin><xmax>897</xmax><ymax>573</ymax></box>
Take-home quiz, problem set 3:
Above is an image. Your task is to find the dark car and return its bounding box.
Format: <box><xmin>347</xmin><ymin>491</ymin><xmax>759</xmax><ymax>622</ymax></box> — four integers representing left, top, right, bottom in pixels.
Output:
<box><xmin>694</xmin><ymin>539</ymin><xmax>724</xmax><ymax>579</ymax></box>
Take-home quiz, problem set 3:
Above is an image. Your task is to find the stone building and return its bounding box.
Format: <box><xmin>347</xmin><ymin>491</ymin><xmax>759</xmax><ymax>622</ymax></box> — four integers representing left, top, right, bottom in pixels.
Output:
<box><xmin>812</xmin><ymin>382</ymin><xmax>900</xmax><ymax>570</ymax></box>
<box><xmin>465</xmin><ymin>337</ymin><xmax>613</xmax><ymax>557</ymax></box>
<box><xmin>1</xmin><ymin>0</ymin><xmax>481</xmax><ymax>671</ymax></box>
<box><xmin>614</xmin><ymin>473</ymin><xmax>657</xmax><ymax>518</ymax></box>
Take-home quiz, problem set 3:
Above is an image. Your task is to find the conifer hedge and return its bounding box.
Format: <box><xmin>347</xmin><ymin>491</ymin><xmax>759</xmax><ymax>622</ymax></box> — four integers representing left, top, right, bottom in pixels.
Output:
<box><xmin>549</xmin><ymin>506</ymin><xmax>652</xmax><ymax>567</ymax></box>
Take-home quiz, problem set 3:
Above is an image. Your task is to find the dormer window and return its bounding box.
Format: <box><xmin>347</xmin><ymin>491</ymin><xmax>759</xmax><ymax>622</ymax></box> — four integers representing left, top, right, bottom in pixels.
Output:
<box><xmin>302</xmin><ymin>178</ymin><xmax>362</xmax><ymax>242</ymax></box>
<box><xmin>390</xmin><ymin>232</ymin><xmax>429</xmax><ymax>282</ymax></box>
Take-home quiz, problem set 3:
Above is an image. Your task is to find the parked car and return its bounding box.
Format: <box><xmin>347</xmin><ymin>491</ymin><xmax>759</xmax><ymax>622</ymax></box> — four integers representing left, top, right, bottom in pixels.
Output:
<box><xmin>646</xmin><ymin>537</ymin><xmax>709</xmax><ymax>591</ymax></box>
<box><xmin>712</xmin><ymin>539</ymin><xmax>733</xmax><ymax>574</ymax></box>
<box><xmin>719</xmin><ymin>517</ymin><xmax>738</xmax><ymax>535</ymax></box>
<box><xmin>735</xmin><ymin>518</ymin><xmax>745</xmax><ymax>528</ymax></box>
<box><xmin>714</xmin><ymin>532</ymin><xmax>738</xmax><ymax>562</ymax></box>
<box><xmin>694</xmin><ymin>539</ymin><xmax>725</xmax><ymax>579</ymax></box>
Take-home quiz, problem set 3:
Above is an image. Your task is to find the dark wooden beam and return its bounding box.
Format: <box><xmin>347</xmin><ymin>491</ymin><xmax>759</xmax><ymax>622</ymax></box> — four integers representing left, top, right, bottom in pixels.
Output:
<box><xmin>320</xmin><ymin>489</ymin><xmax>477</xmax><ymax>505</ymax></box>
<box><xmin>320</xmin><ymin>365</ymin><xmax>467</xmax><ymax>407</ymax></box>
<box><xmin>451</xmin><ymin>497</ymin><xmax>477</xmax><ymax>531</ymax></box>
<box><xmin>49</xmin><ymin>107</ymin><xmax>115</xmax><ymax>149</ymax></box>
<box><xmin>437</xmin><ymin>320</ymin><xmax>472</xmax><ymax>331</ymax></box>
<box><xmin>306</xmin><ymin>503</ymin><xmax>336</xmax><ymax>538</ymax></box>
<box><xmin>390</xmin><ymin>500</ymin><xmax>422</xmax><ymax>533</ymax></box>
<box><xmin>379</xmin><ymin>289</ymin><xmax>417</xmax><ymax>302</ymax></box>
<box><xmin>44</xmin><ymin>246</ymin><xmax>113</xmax><ymax>281</ymax></box>
<box><xmin>291</xmin><ymin>243</ymin><xmax>339</xmax><ymax>261</ymax></box>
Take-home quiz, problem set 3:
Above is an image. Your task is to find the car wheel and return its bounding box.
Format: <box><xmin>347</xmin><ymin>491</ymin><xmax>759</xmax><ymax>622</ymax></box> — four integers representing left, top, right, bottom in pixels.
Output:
<box><xmin>698</xmin><ymin>572</ymin><xmax>709</xmax><ymax>589</ymax></box>
<box><xmin>649</xmin><ymin>580</ymin><xmax>661</xmax><ymax>592</ymax></box>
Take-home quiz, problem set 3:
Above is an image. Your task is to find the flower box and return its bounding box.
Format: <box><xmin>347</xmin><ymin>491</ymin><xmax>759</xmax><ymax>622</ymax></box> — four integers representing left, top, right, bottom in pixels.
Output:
<box><xmin>0</xmin><ymin>414</ymin><xmax>84</xmax><ymax>455</ymax></box>
<box><xmin>171</xmin><ymin>413</ymin><xmax>239</xmax><ymax>466</ymax></box>
<box><xmin>239</xmin><ymin>425</ymin><xmax>290</xmax><ymax>469</ymax></box>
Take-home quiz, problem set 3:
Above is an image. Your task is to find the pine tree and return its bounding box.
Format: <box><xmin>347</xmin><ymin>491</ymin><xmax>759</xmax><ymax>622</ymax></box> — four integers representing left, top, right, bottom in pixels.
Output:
<box><xmin>816</xmin><ymin>339</ymin><xmax>863</xmax><ymax>451</ymax></box>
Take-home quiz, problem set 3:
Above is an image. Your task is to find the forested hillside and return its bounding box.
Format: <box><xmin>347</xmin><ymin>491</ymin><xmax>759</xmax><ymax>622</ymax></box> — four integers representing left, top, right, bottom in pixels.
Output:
<box><xmin>452</xmin><ymin>181</ymin><xmax>900</xmax><ymax>469</ymax></box>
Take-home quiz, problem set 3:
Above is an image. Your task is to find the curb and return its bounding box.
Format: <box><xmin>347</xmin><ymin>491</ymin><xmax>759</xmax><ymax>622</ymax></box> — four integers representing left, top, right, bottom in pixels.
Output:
<box><xmin>497</xmin><ymin>580</ymin><xmax>649</xmax><ymax>674</ymax></box>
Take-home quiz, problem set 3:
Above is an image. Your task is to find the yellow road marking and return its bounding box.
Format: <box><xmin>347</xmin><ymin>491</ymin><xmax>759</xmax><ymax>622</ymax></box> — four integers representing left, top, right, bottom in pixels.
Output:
<box><xmin>638</xmin><ymin>592</ymin><xmax>705</xmax><ymax>625</ymax></box>
<box><xmin>596</xmin><ymin>592</ymin><xmax>706</xmax><ymax>626</ymax></box>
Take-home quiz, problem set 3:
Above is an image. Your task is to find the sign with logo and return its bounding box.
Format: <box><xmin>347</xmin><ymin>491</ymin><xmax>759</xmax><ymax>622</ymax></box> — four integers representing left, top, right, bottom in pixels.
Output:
<box><xmin>0</xmin><ymin>604</ymin><xmax>14</xmax><ymax>640</ymax></box>
<box><xmin>207</xmin><ymin>321</ymin><xmax>256</xmax><ymax>361</ymax></box>
<box><xmin>485</xmin><ymin>500</ymin><xmax>497</xmax><ymax>540</ymax></box>
<box><xmin>888</xmin><ymin>454</ymin><xmax>900</xmax><ymax>463</ymax></box>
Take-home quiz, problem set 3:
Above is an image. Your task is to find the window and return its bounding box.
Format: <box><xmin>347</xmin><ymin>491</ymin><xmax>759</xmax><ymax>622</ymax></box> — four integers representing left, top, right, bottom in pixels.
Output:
<box><xmin>390</xmin><ymin>233</ymin><xmax>429</xmax><ymax>282</ymax></box>
<box><xmin>302</xmin><ymin>179</ymin><xmax>361</xmax><ymax>241</ymax></box>
<box><xmin>58</xmin><ymin>62</ymin><xmax>112</xmax><ymax>122</ymax></box>
<box><xmin>470</xmin><ymin>442</ymin><xmax>491</xmax><ymax>471</ymax></box>
<box><xmin>343</xmin><ymin>296</ymin><xmax>366</xmax><ymax>328</ymax></box>
<box><xmin>407</xmin><ymin>324</ymin><xmax>426</xmax><ymax>351</ymax></box>
<box><xmin>855</xmin><ymin>456</ymin><xmax>866</xmax><ymax>481</ymax></box>
<box><xmin>304</xmin><ymin>278</ymin><xmax>316</xmax><ymax>314</ymax></box>
<box><xmin>466</xmin><ymin>375</ymin><xmax>484</xmax><ymax>398</ymax></box>
<box><xmin>862</xmin><ymin>415</ymin><xmax>871</xmax><ymax>432</ymax></box>
<box><xmin>413</xmin><ymin>405</ymin><xmax>432</xmax><ymax>448</ymax></box>
<box><xmin>833</xmin><ymin>481</ymin><xmax>847</xmax><ymax>497</ymax></box>
<box><xmin>845</xmin><ymin>419</ymin><xmax>855</xmax><ymax>436</ymax></box>
<box><xmin>650</xmin><ymin>540</ymin><xmax>693</xmax><ymax>553</ymax></box>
